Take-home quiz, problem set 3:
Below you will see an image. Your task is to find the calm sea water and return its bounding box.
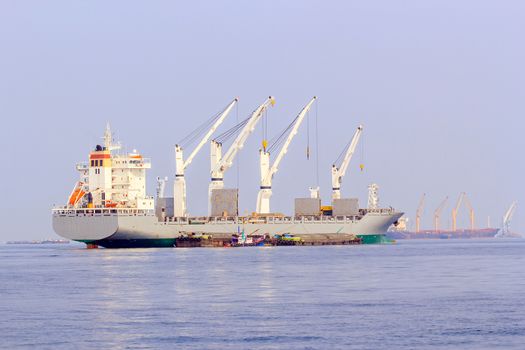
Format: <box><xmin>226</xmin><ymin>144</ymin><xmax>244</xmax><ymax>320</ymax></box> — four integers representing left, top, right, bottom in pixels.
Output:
<box><xmin>1</xmin><ymin>239</ymin><xmax>524</xmax><ymax>350</ymax></box>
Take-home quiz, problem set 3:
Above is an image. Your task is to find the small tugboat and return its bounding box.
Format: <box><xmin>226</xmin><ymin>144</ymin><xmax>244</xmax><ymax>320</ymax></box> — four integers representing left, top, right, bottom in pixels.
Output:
<box><xmin>231</xmin><ymin>232</ymin><xmax>266</xmax><ymax>247</ymax></box>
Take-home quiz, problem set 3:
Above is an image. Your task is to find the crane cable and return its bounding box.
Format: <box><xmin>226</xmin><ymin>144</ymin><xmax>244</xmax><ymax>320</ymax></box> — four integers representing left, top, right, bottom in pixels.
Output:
<box><xmin>177</xmin><ymin>107</ymin><xmax>225</xmax><ymax>148</ymax></box>
<box><xmin>306</xmin><ymin>108</ymin><xmax>310</xmax><ymax>160</ymax></box>
<box><xmin>235</xmin><ymin>101</ymin><xmax>240</xmax><ymax>189</ymax></box>
<box><xmin>213</xmin><ymin>115</ymin><xmax>250</xmax><ymax>144</ymax></box>
<box><xmin>315</xmin><ymin>101</ymin><xmax>319</xmax><ymax>185</ymax></box>
<box><xmin>333</xmin><ymin>139</ymin><xmax>351</xmax><ymax>167</ymax></box>
<box><xmin>266</xmin><ymin>114</ymin><xmax>300</xmax><ymax>154</ymax></box>
<box><xmin>178</xmin><ymin>112</ymin><xmax>219</xmax><ymax>147</ymax></box>
<box><xmin>262</xmin><ymin>109</ymin><xmax>268</xmax><ymax>151</ymax></box>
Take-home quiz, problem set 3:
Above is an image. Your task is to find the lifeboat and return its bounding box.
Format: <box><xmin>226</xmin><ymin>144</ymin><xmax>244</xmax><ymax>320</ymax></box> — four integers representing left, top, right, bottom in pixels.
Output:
<box><xmin>68</xmin><ymin>182</ymin><xmax>85</xmax><ymax>206</ymax></box>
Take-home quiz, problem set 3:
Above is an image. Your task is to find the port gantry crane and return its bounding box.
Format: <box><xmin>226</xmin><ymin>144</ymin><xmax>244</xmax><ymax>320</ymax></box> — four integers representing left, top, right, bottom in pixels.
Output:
<box><xmin>331</xmin><ymin>125</ymin><xmax>363</xmax><ymax>201</ymax></box>
<box><xmin>415</xmin><ymin>193</ymin><xmax>426</xmax><ymax>233</ymax></box>
<box><xmin>173</xmin><ymin>98</ymin><xmax>238</xmax><ymax>217</ymax></box>
<box><xmin>256</xmin><ymin>97</ymin><xmax>317</xmax><ymax>214</ymax></box>
<box><xmin>452</xmin><ymin>192</ymin><xmax>475</xmax><ymax>231</ymax></box>
<box><xmin>434</xmin><ymin>196</ymin><xmax>448</xmax><ymax>231</ymax></box>
<box><xmin>209</xmin><ymin>96</ymin><xmax>275</xmax><ymax>214</ymax></box>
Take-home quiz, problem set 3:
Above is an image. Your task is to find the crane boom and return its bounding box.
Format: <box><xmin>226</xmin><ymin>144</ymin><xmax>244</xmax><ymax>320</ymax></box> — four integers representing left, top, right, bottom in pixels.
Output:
<box><xmin>212</xmin><ymin>96</ymin><xmax>275</xmax><ymax>176</ymax></box>
<box><xmin>502</xmin><ymin>201</ymin><xmax>517</xmax><ymax>234</ymax></box>
<box><xmin>452</xmin><ymin>192</ymin><xmax>465</xmax><ymax>231</ymax></box>
<box><xmin>462</xmin><ymin>194</ymin><xmax>475</xmax><ymax>230</ymax></box>
<box><xmin>173</xmin><ymin>98</ymin><xmax>238</xmax><ymax>217</ymax></box>
<box><xmin>331</xmin><ymin>125</ymin><xmax>363</xmax><ymax>201</ymax></box>
<box><xmin>209</xmin><ymin>96</ymin><xmax>275</xmax><ymax>214</ymax></box>
<box><xmin>181</xmin><ymin>98</ymin><xmax>238</xmax><ymax>171</ymax></box>
<box><xmin>503</xmin><ymin>201</ymin><xmax>517</xmax><ymax>224</ymax></box>
<box><xmin>256</xmin><ymin>97</ymin><xmax>316</xmax><ymax>214</ymax></box>
<box><xmin>415</xmin><ymin>193</ymin><xmax>425</xmax><ymax>233</ymax></box>
<box><xmin>434</xmin><ymin>196</ymin><xmax>448</xmax><ymax>231</ymax></box>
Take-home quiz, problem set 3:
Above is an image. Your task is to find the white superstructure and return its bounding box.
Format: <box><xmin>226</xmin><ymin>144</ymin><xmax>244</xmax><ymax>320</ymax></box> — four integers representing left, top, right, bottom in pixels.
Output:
<box><xmin>68</xmin><ymin>124</ymin><xmax>153</xmax><ymax>211</ymax></box>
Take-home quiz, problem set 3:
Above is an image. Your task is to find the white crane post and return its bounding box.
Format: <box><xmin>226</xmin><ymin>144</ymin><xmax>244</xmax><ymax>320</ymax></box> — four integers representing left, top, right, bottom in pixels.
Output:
<box><xmin>331</xmin><ymin>125</ymin><xmax>363</xmax><ymax>201</ymax></box>
<box><xmin>173</xmin><ymin>145</ymin><xmax>187</xmax><ymax>217</ymax></box>
<box><xmin>173</xmin><ymin>98</ymin><xmax>238</xmax><ymax>217</ymax></box>
<box><xmin>256</xmin><ymin>97</ymin><xmax>317</xmax><ymax>214</ymax></box>
<box><xmin>209</xmin><ymin>96</ymin><xmax>275</xmax><ymax>215</ymax></box>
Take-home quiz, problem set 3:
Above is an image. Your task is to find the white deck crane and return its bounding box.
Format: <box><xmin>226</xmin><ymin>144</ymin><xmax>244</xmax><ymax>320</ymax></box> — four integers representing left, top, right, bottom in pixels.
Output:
<box><xmin>173</xmin><ymin>98</ymin><xmax>238</xmax><ymax>217</ymax></box>
<box><xmin>209</xmin><ymin>96</ymin><xmax>275</xmax><ymax>214</ymax></box>
<box><xmin>452</xmin><ymin>192</ymin><xmax>465</xmax><ymax>231</ymax></box>
<box><xmin>331</xmin><ymin>125</ymin><xmax>363</xmax><ymax>201</ymax></box>
<box><xmin>501</xmin><ymin>201</ymin><xmax>517</xmax><ymax>235</ymax></box>
<box><xmin>452</xmin><ymin>192</ymin><xmax>475</xmax><ymax>231</ymax></box>
<box><xmin>256</xmin><ymin>97</ymin><xmax>317</xmax><ymax>214</ymax></box>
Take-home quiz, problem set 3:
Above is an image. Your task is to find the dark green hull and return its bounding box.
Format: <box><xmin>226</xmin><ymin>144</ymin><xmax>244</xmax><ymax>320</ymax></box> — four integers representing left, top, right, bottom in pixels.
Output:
<box><xmin>78</xmin><ymin>238</ymin><xmax>176</xmax><ymax>248</ymax></box>
<box><xmin>79</xmin><ymin>235</ymin><xmax>390</xmax><ymax>248</ymax></box>
<box><xmin>357</xmin><ymin>234</ymin><xmax>394</xmax><ymax>244</ymax></box>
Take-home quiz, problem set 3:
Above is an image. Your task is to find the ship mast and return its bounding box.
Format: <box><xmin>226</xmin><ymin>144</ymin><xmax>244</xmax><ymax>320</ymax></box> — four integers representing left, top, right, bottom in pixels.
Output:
<box><xmin>103</xmin><ymin>123</ymin><xmax>120</xmax><ymax>152</ymax></box>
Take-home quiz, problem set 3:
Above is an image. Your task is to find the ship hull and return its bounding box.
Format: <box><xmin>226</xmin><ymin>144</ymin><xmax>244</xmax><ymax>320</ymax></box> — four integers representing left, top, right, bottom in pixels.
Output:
<box><xmin>53</xmin><ymin>210</ymin><xmax>403</xmax><ymax>248</ymax></box>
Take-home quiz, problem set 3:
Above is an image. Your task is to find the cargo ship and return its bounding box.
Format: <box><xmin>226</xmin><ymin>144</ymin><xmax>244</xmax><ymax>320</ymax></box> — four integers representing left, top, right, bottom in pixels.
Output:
<box><xmin>386</xmin><ymin>193</ymin><xmax>501</xmax><ymax>240</ymax></box>
<box><xmin>52</xmin><ymin>97</ymin><xmax>403</xmax><ymax>248</ymax></box>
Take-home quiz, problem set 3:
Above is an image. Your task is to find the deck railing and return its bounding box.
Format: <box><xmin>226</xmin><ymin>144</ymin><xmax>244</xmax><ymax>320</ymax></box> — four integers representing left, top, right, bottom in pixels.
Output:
<box><xmin>52</xmin><ymin>207</ymin><xmax>154</xmax><ymax>217</ymax></box>
<box><xmin>52</xmin><ymin>206</ymin><xmax>396</xmax><ymax>222</ymax></box>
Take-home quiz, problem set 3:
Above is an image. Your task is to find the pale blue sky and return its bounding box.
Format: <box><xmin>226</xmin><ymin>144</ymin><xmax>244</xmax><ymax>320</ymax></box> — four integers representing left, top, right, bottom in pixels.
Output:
<box><xmin>0</xmin><ymin>0</ymin><xmax>523</xmax><ymax>240</ymax></box>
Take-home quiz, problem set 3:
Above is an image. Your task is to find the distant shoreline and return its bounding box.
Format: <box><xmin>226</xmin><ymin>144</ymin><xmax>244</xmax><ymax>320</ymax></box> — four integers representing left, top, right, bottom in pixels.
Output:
<box><xmin>5</xmin><ymin>239</ymin><xmax>70</xmax><ymax>245</ymax></box>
